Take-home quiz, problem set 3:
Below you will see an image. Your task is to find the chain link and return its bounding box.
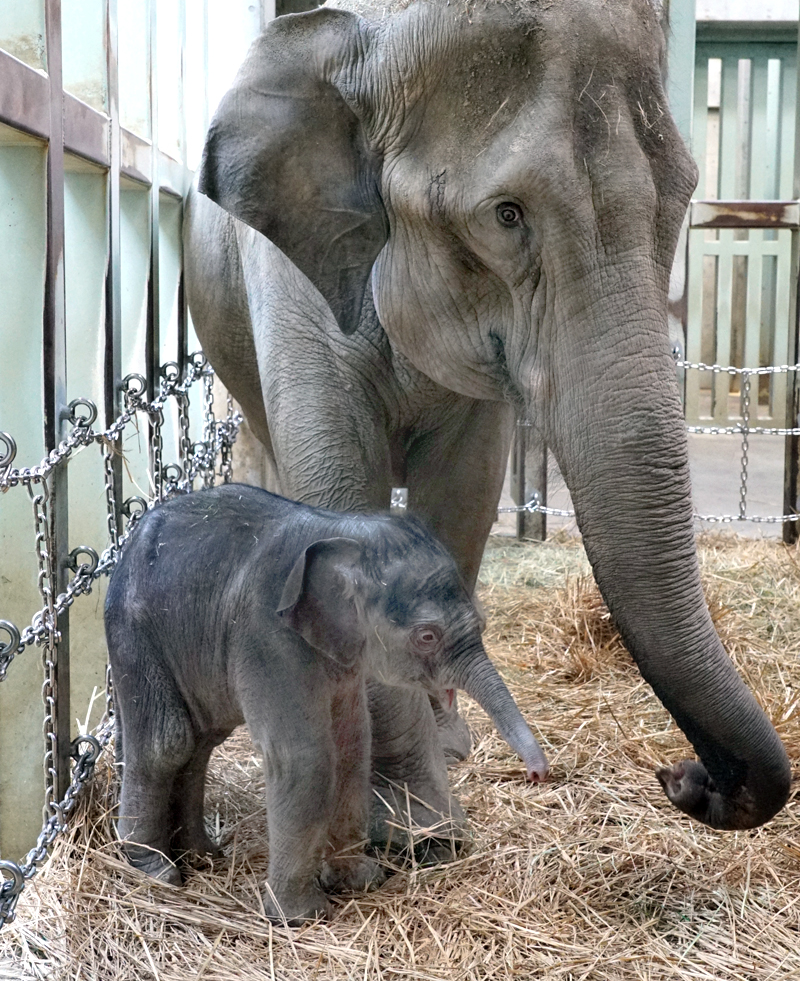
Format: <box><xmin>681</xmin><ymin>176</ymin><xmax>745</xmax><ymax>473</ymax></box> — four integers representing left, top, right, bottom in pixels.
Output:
<box><xmin>500</xmin><ymin>359</ymin><xmax>800</xmax><ymax>525</ymax></box>
<box><xmin>739</xmin><ymin>372</ymin><xmax>751</xmax><ymax>521</ymax></box>
<box><xmin>0</xmin><ymin>356</ymin><xmax>241</xmax><ymax>929</ymax></box>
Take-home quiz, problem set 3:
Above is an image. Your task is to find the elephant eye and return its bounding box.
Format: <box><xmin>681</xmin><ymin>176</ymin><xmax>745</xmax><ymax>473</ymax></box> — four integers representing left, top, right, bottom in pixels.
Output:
<box><xmin>411</xmin><ymin>625</ymin><xmax>443</xmax><ymax>654</ymax></box>
<box><xmin>496</xmin><ymin>202</ymin><xmax>524</xmax><ymax>227</ymax></box>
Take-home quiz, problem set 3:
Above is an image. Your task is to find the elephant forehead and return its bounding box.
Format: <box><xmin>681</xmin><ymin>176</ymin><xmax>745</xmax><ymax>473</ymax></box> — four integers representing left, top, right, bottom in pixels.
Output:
<box><xmin>370</xmin><ymin>0</ymin><xmax>666</xmax><ymax>174</ymax></box>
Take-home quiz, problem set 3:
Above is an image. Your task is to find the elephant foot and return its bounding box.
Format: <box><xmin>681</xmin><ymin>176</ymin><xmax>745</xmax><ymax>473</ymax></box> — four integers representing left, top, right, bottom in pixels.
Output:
<box><xmin>369</xmin><ymin>783</ymin><xmax>470</xmax><ymax>866</ymax></box>
<box><xmin>320</xmin><ymin>855</ymin><xmax>387</xmax><ymax>894</ymax></box>
<box><xmin>172</xmin><ymin>827</ymin><xmax>224</xmax><ymax>860</ymax></box>
<box><xmin>429</xmin><ymin>692</ymin><xmax>472</xmax><ymax>766</ymax></box>
<box><xmin>262</xmin><ymin>882</ymin><xmax>331</xmax><ymax>926</ymax></box>
<box><xmin>122</xmin><ymin>842</ymin><xmax>182</xmax><ymax>885</ymax></box>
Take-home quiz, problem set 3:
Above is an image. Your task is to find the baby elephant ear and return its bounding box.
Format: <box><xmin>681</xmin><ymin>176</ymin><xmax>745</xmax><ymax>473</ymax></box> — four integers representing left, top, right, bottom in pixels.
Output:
<box><xmin>276</xmin><ymin>538</ymin><xmax>365</xmax><ymax>665</ymax></box>
<box><xmin>198</xmin><ymin>8</ymin><xmax>388</xmax><ymax>335</ymax></box>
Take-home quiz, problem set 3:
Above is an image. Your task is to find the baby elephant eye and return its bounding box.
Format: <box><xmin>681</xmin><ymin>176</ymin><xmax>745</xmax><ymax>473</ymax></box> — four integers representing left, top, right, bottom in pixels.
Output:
<box><xmin>411</xmin><ymin>624</ymin><xmax>443</xmax><ymax>654</ymax></box>
<box><xmin>496</xmin><ymin>202</ymin><xmax>524</xmax><ymax>227</ymax></box>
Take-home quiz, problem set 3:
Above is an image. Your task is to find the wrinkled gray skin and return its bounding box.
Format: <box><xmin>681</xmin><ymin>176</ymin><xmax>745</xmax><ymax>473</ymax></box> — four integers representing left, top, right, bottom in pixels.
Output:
<box><xmin>185</xmin><ymin>0</ymin><xmax>791</xmax><ymax>832</ymax></box>
<box><xmin>105</xmin><ymin>485</ymin><xmax>548</xmax><ymax>924</ymax></box>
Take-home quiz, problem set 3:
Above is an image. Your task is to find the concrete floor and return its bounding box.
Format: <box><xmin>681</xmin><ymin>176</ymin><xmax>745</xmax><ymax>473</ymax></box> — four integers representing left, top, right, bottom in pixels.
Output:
<box><xmin>492</xmin><ymin>432</ymin><xmax>790</xmax><ymax>539</ymax></box>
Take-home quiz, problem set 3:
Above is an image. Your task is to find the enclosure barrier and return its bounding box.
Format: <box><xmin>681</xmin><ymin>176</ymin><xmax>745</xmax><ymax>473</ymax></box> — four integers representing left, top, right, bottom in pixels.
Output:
<box><xmin>0</xmin><ymin>357</ymin><xmax>240</xmax><ymax>929</ymax></box>
<box><xmin>500</xmin><ymin>359</ymin><xmax>800</xmax><ymax>533</ymax></box>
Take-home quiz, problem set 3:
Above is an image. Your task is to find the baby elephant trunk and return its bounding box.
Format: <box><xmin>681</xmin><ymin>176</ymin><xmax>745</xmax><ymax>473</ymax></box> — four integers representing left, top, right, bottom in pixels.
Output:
<box><xmin>454</xmin><ymin>647</ymin><xmax>549</xmax><ymax>782</ymax></box>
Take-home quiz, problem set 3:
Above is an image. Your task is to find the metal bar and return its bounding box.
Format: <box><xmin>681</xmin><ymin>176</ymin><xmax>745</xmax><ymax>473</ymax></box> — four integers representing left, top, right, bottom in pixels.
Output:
<box><xmin>146</xmin><ymin>0</ymin><xmax>160</xmax><ymax>398</ymax></box>
<box><xmin>105</xmin><ymin>0</ymin><xmax>124</xmax><ymax>541</ymax></box>
<box><xmin>0</xmin><ymin>49</ymin><xmax>50</xmax><ymax>140</ymax></box>
<box><xmin>63</xmin><ymin>94</ymin><xmax>109</xmax><ymax>167</ymax></box>
<box><xmin>42</xmin><ymin>0</ymin><xmax>71</xmax><ymax>804</ymax></box>
<box><xmin>783</xmin><ymin>30</ymin><xmax>800</xmax><ymax>543</ymax></box>
<box><xmin>120</xmin><ymin>128</ymin><xmax>153</xmax><ymax>185</ymax></box>
<box><xmin>690</xmin><ymin>200</ymin><xmax>800</xmax><ymax>229</ymax></box>
<box><xmin>146</xmin><ymin>0</ymin><xmax>161</xmax><ymax>485</ymax></box>
<box><xmin>514</xmin><ymin>423</ymin><xmax>526</xmax><ymax>541</ymax></box>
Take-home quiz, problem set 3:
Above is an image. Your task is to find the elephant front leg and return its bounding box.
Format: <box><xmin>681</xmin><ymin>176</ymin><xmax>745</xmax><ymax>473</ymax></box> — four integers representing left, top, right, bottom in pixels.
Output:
<box><xmin>259</xmin><ymin>749</ymin><xmax>336</xmax><ymax>925</ymax></box>
<box><xmin>368</xmin><ymin>683</ymin><xmax>469</xmax><ymax>866</ymax></box>
<box><xmin>406</xmin><ymin>396</ymin><xmax>514</xmax><ymax>766</ymax></box>
<box><xmin>320</xmin><ymin>681</ymin><xmax>386</xmax><ymax>895</ymax></box>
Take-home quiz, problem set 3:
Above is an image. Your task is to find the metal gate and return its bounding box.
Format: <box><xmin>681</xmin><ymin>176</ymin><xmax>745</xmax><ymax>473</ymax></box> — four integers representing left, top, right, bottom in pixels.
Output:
<box><xmin>0</xmin><ymin>0</ymin><xmax>264</xmax><ymax>885</ymax></box>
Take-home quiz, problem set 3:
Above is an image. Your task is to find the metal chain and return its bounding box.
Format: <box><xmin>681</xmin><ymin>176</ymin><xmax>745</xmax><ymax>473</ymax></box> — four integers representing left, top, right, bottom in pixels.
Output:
<box><xmin>202</xmin><ymin>370</ymin><xmax>217</xmax><ymax>489</ymax></box>
<box><xmin>220</xmin><ymin>394</ymin><xmax>236</xmax><ymax>484</ymax></box>
<box><xmin>739</xmin><ymin>371</ymin><xmax>751</xmax><ymax>521</ymax></box>
<box><xmin>0</xmin><ymin>357</ymin><xmax>240</xmax><ymax>929</ymax></box>
<box><xmin>177</xmin><ymin>390</ymin><xmax>193</xmax><ymax>490</ymax></box>
<box><xmin>501</xmin><ymin>360</ymin><xmax>800</xmax><ymax>524</ymax></box>
<box><xmin>27</xmin><ymin>480</ymin><xmax>60</xmax><ymax>827</ymax></box>
<box><xmin>101</xmin><ymin>437</ymin><xmax>120</xmax><ymax>553</ymax></box>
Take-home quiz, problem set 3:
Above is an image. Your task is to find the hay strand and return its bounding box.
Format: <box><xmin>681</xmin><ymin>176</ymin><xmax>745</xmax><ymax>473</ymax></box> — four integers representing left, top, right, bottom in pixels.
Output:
<box><xmin>2</xmin><ymin>532</ymin><xmax>799</xmax><ymax>979</ymax></box>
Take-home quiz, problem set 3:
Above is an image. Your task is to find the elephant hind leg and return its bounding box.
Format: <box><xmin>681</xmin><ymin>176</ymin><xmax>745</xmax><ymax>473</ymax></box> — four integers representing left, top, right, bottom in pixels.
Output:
<box><xmin>170</xmin><ymin>734</ymin><xmax>229</xmax><ymax>860</ymax></box>
<box><xmin>115</xmin><ymin>679</ymin><xmax>195</xmax><ymax>884</ymax></box>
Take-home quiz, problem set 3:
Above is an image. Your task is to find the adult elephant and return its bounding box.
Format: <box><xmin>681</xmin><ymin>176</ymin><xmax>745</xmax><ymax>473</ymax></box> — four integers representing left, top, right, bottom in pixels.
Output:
<box><xmin>185</xmin><ymin>0</ymin><xmax>791</xmax><ymax>837</ymax></box>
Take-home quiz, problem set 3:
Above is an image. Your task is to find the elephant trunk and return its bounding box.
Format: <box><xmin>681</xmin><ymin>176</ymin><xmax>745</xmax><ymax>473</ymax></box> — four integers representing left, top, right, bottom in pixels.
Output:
<box><xmin>540</xmin><ymin>290</ymin><xmax>791</xmax><ymax>829</ymax></box>
<box><xmin>453</xmin><ymin>645</ymin><xmax>549</xmax><ymax>782</ymax></box>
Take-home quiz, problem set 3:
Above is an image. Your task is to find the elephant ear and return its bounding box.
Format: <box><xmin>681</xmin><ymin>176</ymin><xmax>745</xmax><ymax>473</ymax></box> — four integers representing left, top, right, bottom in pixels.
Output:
<box><xmin>198</xmin><ymin>8</ymin><xmax>388</xmax><ymax>335</ymax></box>
<box><xmin>276</xmin><ymin>538</ymin><xmax>366</xmax><ymax>665</ymax></box>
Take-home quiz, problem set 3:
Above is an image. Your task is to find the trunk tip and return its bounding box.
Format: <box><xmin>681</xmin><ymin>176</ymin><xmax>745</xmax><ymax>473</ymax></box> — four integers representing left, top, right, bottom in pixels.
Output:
<box><xmin>527</xmin><ymin>764</ymin><xmax>550</xmax><ymax>783</ymax></box>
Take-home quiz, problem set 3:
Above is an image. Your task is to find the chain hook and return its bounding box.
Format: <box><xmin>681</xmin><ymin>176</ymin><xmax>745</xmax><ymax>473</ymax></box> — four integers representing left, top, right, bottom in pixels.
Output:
<box><xmin>70</xmin><ymin>733</ymin><xmax>102</xmax><ymax>766</ymax></box>
<box><xmin>160</xmin><ymin>362</ymin><xmax>181</xmax><ymax>386</ymax></box>
<box><xmin>0</xmin><ymin>622</ymin><xmax>21</xmax><ymax>658</ymax></box>
<box><xmin>121</xmin><ymin>496</ymin><xmax>148</xmax><ymax>522</ymax></box>
<box><xmin>121</xmin><ymin>373</ymin><xmax>146</xmax><ymax>399</ymax></box>
<box><xmin>66</xmin><ymin>398</ymin><xmax>98</xmax><ymax>430</ymax></box>
<box><xmin>65</xmin><ymin>546</ymin><xmax>100</xmax><ymax>577</ymax></box>
<box><xmin>0</xmin><ymin>862</ymin><xmax>24</xmax><ymax>900</ymax></box>
<box><xmin>0</xmin><ymin>433</ymin><xmax>17</xmax><ymax>474</ymax></box>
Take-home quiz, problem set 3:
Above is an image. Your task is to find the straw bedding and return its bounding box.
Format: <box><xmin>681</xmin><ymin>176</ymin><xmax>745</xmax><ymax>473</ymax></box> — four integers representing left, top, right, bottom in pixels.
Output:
<box><xmin>2</xmin><ymin>532</ymin><xmax>799</xmax><ymax>980</ymax></box>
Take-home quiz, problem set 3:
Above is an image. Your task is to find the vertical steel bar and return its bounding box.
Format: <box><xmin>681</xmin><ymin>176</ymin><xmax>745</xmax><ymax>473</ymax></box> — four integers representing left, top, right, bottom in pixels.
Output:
<box><xmin>514</xmin><ymin>423</ymin><xmax>526</xmax><ymax>542</ymax></box>
<box><xmin>146</xmin><ymin>0</ymin><xmax>161</xmax><ymax>465</ymax></box>
<box><xmin>177</xmin><ymin>0</ymin><xmax>188</xmax><ymax>372</ymax></box>
<box><xmin>783</xmin><ymin>33</ymin><xmax>800</xmax><ymax>544</ymax></box>
<box><xmin>42</xmin><ymin>0</ymin><xmax>70</xmax><ymax>802</ymax></box>
<box><xmin>105</xmin><ymin>0</ymin><xmax>123</xmax><ymax>536</ymax></box>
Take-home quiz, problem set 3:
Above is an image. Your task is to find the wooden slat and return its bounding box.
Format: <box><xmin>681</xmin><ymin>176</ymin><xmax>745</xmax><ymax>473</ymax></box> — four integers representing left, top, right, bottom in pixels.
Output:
<box><xmin>685</xmin><ymin>230</ymin><xmax>707</xmax><ymax>423</ymax></box>
<box><xmin>780</xmin><ymin>49</ymin><xmax>797</xmax><ymax>200</ymax></box>
<box><xmin>714</xmin><ymin>233</ymin><xmax>734</xmax><ymax>423</ymax></box>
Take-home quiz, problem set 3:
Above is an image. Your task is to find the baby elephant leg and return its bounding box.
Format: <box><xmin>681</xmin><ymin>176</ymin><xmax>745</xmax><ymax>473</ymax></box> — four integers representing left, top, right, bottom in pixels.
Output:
<box><xmin>259</xmin><ymin>743</ymin><xmax>338</xmax><ymax>926</ymax></box>
<box><xmin>170</xmin><ymin>736</ymin><xmax>226</xmax><ymax>860</ymax></box>
<box><xmin>320</xmin><ymin>684</ymin><xmax>386</xmax><ymax>896</ymax></box>
<box><xmin>117</xmin><ymin>707</ymin><xmax>195</xmax><ymax>885</ymax></box>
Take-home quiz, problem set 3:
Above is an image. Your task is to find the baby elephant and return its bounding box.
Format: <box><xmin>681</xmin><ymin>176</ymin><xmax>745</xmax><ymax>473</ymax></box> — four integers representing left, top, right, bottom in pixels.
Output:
<box><xmin>105</xmin><ymin>484</ymin><xmax>548</xmax><ymax>924</ymax></box>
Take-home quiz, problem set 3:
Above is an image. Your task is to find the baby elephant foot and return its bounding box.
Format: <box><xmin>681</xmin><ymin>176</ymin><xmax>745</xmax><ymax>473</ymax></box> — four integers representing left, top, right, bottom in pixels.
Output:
<box><xmin>320</xmin><ymin>855</ymin><xmax>387</xmax><ymax>894</ymax></box>
<box><xmin>369</xmin><ymin>788</ymin><xmax>471</xmax><ymax>866</ymax></box>
<box><xmin>262</xmin><ymin>881</ymin><xmax>331</xmax><ymax>927</ymax></box>
<box><xmin>122</xmin><ymin>842</ymin><xmax>182</xmax><ymax>885</ymax></box>
<box><xmin>173</xmin><ymin>828</ymin><xmax>224</xmax><ymax>860</ymax></box>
